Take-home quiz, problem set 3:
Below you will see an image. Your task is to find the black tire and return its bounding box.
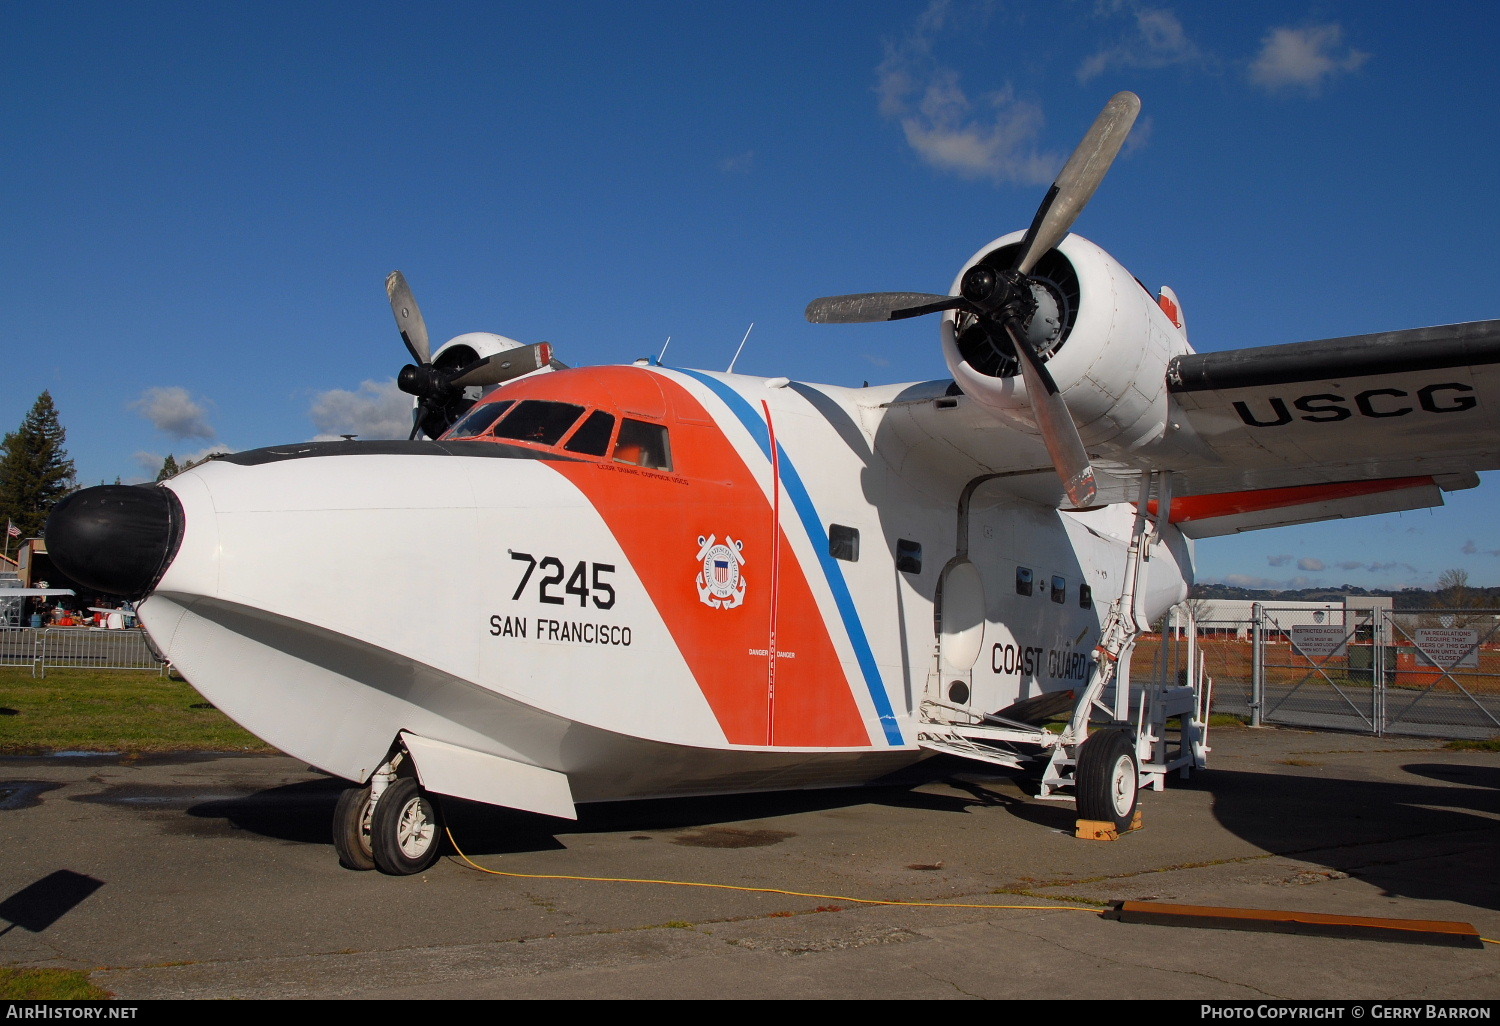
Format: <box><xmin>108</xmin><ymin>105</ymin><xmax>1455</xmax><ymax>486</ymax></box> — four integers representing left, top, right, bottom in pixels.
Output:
<box><xmin>1075</xmin><ymin>726</ymin><xmax>1139</xmax><ymax>831</ymax></box>
<box><xmin>332</xmin><ymin>783</ymin><xmax>376</xmax><ymax>871</ymax></box>
<box><xmin>370</xmin><ymin>777</ymin><xmax>444</xmax><ymax>875</ymax></box>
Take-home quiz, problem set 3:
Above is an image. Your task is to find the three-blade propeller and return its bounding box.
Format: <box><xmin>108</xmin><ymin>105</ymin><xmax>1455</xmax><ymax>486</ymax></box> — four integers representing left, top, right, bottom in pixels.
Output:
<box><xmin>386</xmin><ymin>271</ymin><xmax>554</xmax><ymax>439</ymax></box>
<box><xmin>805</xmin><ymin>91</ymin><xmax>1140</xmax><ymax>507</ymax></box>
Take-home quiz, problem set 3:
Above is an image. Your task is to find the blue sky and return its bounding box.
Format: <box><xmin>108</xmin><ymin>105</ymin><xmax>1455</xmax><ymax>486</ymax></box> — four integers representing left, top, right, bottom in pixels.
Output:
<box><xmin>6</xmin><ymin>1</ymin><xmax>1498</xmax><ymax>592</ymax></box>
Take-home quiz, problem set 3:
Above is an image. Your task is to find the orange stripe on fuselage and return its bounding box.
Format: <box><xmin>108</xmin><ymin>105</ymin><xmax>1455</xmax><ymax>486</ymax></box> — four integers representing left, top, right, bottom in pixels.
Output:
<box><xmin>490</xmin><ymin>366</ymin><xmax>872</xmax><ymax>748</ymax></box>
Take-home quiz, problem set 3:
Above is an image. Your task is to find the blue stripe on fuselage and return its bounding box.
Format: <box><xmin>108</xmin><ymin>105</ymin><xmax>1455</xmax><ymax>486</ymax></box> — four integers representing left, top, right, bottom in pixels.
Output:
<box><xmin>675</xmin><ymin>369</ymin><xmax>903</xmax><ymax>745</ymax></box>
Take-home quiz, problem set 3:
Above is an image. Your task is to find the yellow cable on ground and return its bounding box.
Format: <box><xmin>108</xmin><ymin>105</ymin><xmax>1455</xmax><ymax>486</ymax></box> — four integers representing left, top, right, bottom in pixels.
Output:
<box><xmin>441</xmin><ymin>831</ymin><xmax>1500</xmax><ymax>944</ymax></box>
<box><xmin>443</xmin><ymin>827</ymin><xmax>1102</xmax><ymax>913</ymax></box>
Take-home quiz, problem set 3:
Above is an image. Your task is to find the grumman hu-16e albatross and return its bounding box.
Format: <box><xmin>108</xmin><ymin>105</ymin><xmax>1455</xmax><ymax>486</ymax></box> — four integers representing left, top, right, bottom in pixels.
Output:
<box><xmin>46</xmin><ymin>93</ymin><xmax>1500</xmax><ymax>874</ymax></box>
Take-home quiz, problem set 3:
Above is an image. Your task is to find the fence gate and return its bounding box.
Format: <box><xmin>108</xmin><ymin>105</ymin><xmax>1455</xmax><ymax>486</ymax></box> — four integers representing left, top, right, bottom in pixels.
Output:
<box><xmin>1237</xmin><ymin>605</ymin><xmax>1500</xmax><ymax>739</ymax></box>
<box><xmin>1253</xmin><ymin>605</ymin><xmax>1378</xmax><ymax>733</ymax></box>
<box><xmin>1378</xmin><ymin>609</ymin><xmax>1500</xmax><ymax>738</ymax></box>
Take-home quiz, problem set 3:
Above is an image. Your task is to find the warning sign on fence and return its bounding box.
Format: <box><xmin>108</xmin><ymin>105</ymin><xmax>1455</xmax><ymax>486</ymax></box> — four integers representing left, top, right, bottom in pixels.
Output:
<box><xmin>1412</xmin><ymin>628</ymin><xmax>1480</xmax><ymax>669</ymax></box>
<box><xmin>1290</xmin><ymin>625</ymin><xmax>1349</xmax><ymax>658</ymax></box>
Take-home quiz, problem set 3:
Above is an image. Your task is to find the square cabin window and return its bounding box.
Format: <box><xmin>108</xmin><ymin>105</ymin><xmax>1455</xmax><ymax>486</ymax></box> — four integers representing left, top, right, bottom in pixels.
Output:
<box><xmin>1051</xmin><ymin>575</ymin><xmax>1066</xmax><ymax>604</ymax></box>
<box><xmin>829</xmin><ymin>524</ymin><xmax>859</xmax><ymax>562</ymax></box>
<box><xmin>613</xmin><ymin>419</ymin><xmax>672</xmax><ymax>471</ymax></box>
<box><xmin>1016</xmin><ymin>567</ymin><xmax>1034</xmax><ymax>596</ymax></box>
<box><xmin>1079</xmin><ymin>584</ymin><xmax>1093</xmax><ymax>609</ymax></box>
<box><xmin>564</xmin><ymin>410</ymin><xmax>615</xmax><ymax>456</ymax></box>
<box><xmin>896</xmin><ymin>539</ymin><xmax>922</xmax><ymax>574</ymax></box>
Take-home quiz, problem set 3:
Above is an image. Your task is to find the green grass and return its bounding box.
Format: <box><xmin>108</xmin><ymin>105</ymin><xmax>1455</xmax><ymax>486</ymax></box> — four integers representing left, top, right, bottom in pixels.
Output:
<box><xmin>0</xmin><ymin>967</ymin><xmax>112</xmax><ymax>1000</ymax></box>
<box><xmin>1444</xmin><ymin>738</ymin><xmax>1500</xmax><ymax>752</ymax></box>
<box><xmin>0</xmin><ymin>666</ymin><xmax>274</xmax><ymax>754</ymax></box>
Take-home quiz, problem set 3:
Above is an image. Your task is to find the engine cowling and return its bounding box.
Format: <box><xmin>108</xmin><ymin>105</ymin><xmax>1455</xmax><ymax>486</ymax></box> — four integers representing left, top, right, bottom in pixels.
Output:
<box><xmin>413</xmin><ymin>331</ymin><xmax>553</xmax><ymax>439</ymax></box>
<box><xmin>942</xmin><ymin>232</ymin><xmax>1191</xmax><ymax>455</ymax></box>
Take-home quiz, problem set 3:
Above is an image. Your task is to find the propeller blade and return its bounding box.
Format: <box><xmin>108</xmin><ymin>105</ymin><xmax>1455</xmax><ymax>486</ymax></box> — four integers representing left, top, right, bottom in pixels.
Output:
<box><xmin>446</xmin><ymin>342</ymin><xmax>555</xmax><ymax>388</ymax></box>
<box><xmin>805</xmin><ymin>292</ymin><xmax>964</xmax><ymax>324</ymax></box>
<box><xmin>1013</xmin><ymin>91</ymin><xmax>1140</xmax><ymax>276</ymax></box>
<box><xmin>1006</xmin><ymin>321</ymin><xmax>1097</xmax><ymax>507</ymax></box>
<box><xmin>386</xmin><ymin>271</ymin><xmax>432</xmax><ymax>365</ymax></box>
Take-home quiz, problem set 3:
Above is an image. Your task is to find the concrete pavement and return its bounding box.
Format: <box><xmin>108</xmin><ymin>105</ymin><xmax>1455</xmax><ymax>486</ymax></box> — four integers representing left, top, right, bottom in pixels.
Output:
<box><xmin>1</xmin><ymin>725</ymin><xmax>1497</xmax><ymax>1000</ymax></box>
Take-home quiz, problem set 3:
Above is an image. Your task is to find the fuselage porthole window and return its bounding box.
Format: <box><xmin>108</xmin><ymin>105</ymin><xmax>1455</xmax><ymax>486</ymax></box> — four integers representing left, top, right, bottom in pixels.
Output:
<box><xmin>1016</xmin><ymin>567</ymin><xmax>1034</xmax><ymax>596</ymax></box>
<box><xmin>896</xmin><ymin>538</ymin><xmax>922</xmax><ymax>574</ymax></box>
<box><xmin>829</xmin><ymin>524</ymin><xmax>859</xmax><ymax>561</ymax></box>
<box><xmin>1051</xmin><ymin>575</ymin><xmax>1066</xmax><ymax>604</ymax></box>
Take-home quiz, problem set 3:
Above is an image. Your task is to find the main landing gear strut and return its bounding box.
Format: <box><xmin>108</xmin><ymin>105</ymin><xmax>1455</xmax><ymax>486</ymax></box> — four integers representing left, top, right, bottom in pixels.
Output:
<box><xmin>918</xmin><ymin>472</ymin><xmax>1204</xmax><ymax>833</ymax></box>
<box><xmin>332</xmin><ymin>750</ymin><xmax>445</xmax><ymax>875</ymax></box>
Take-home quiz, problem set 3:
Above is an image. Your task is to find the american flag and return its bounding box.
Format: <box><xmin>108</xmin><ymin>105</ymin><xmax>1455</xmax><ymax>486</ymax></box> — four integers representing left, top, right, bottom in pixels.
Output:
<box><xmin>5</xmin><ymin>521</ymin><xmax>18</xmax><ymax>538</ymax></box>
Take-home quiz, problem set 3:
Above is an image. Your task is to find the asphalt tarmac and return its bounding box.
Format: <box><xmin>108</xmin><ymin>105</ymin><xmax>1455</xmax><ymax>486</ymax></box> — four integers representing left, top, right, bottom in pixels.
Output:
<box><xmin>1</xmin><ymin>725</ymin><xmax>1497</xmax><ymax>1001</ymax></box>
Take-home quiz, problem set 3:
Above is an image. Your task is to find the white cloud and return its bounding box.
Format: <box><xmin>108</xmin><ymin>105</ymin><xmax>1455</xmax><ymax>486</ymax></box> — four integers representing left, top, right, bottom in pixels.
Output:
<box><xmin>131</xmin><ymin>386</ymin><xmax>216</xmax><ymax>441</ymax></box>
<box><xmin>1267</xmin><ymin>554</ymin><xmax>1293</xmax><ymax>567</ymax></box>
<box><xmin>1077</xmin><ymin>3</ymin><xmax>1206</xmax><ymax>83</ymax></box>
<box><xmin>131</xmin><ymin>444</ymin><xmax>234</xmax><ymax>480</ymax></box>
<box><xmin>1249</xmin><ymin>24</ymin><xmax>1370</xmax><ymax>94</ymax></box>
<box><xmin>308</xmin><ymin>379</ymin><xmax>412</xmax><ymax>441</ymax></box>
<box><xmin>1298</xmin><ymin>557</ymin><xmax>1326</xmax><ymax>572</ymax></box>
<box><xmin>719</xmin><ymin>151</ymin><xmax>754</xmax><ymax>174</ymax></box>
<box><xmin>876</xmin><ymin>6</ymin><xmax>1059</xmax><ymax>186</ymax></box>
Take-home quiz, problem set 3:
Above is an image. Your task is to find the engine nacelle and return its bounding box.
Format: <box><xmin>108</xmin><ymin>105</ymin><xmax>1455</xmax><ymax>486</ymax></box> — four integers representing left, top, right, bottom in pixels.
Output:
<box><xmin>941</xmin><ymin>232</ymin><xmax>1191</xmax><ymax>454</ymax></box>
<box><xmin>415</xmin><ymin>331</ymin><xmax>554</xmax><ymax>439</ymax></box>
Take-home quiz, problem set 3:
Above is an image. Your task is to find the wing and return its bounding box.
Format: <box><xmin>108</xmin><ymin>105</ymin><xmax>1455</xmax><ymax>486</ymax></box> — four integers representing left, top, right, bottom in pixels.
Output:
<box><xmin>1151</xmin><ymin>319</ymin><xmax>1500</xmax><ymax>537</ymax></box>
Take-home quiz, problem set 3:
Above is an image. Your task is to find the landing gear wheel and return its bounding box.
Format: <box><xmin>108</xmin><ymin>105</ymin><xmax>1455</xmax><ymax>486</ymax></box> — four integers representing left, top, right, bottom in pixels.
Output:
<box><xmin>332</xmin><ymin>783</ymin><xmax>377</xmax><ymax>871</ymax></box>
<box><xmin>371</xmin><ymin>777</ymin><xmax>444</xmax><ymax>875</ymax></box>
<box><xmin>1075</xmin><ymin>726</ymin><xmax>1139</xmax><ymax>832</ymax></box>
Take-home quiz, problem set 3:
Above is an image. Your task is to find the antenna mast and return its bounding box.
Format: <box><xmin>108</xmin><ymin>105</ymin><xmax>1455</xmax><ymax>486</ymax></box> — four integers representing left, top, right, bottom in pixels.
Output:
<box><xmin>726</xmin><ymin>323</ymin><xmax>754</xmax><ymax>374</ymax></box>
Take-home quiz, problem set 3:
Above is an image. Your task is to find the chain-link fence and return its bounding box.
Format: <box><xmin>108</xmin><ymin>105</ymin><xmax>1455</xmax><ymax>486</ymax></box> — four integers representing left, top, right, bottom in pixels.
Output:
<box><xmin>1379</xmin><ymin>609</ymin><xmax>1500</xmax><ymax>737</ymax></box>
<box><xmin>0</xmin><ymin>627</ymin><xmax>167</xmax><ymax>677</ymax></box>
<box><xmin>1143</xmin><ymin>606</ymin><xmax>1500</xmax><ymax>739</ymax></box>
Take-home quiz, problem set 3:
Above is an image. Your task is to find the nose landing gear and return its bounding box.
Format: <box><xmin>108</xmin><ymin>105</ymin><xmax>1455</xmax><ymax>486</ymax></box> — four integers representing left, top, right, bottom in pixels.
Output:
<box><xmin>332</xmin><ymin>754</ymin><xmax>445</xmax><ymax>875</ymax></box>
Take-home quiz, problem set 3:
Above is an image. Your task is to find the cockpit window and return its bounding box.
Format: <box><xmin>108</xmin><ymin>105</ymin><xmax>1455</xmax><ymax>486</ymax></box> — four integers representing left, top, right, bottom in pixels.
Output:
<box><xmin>443</xmin><ymin>400</ymin><xmax>513</xmax><ymax>439</ymax></box>
<box><xmin>564</xmin><ymin>410</ymin><xmax>616</xmax><ymax>456</ymax></box>
<box><xmin>613</xmin><ymin>419</ymin><xmax>671</xmax><ymax>471</ymax></box>
<box><xmin>492</xmin><ymin>400</ymin><xmax>586</xmax><ymax>446</ymax></box>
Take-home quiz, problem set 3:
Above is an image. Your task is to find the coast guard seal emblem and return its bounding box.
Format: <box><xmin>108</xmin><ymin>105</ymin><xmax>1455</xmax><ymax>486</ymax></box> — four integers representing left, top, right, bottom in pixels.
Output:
<box><xmin>695</xmin><ymin>534</ymin><xmax>746</xmax><ymax>609</ymax></box>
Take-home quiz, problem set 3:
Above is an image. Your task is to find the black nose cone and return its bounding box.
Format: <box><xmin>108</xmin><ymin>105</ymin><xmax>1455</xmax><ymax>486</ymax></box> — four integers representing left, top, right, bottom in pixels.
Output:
<box><xmin>46</xmin><ymin>485</ymin><xmax>184</xmax><ymax>599</ymax></box>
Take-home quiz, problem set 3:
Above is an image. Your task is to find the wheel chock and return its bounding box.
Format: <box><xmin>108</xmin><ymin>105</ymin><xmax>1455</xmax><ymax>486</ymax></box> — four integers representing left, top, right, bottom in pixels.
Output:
<box><xmin>1075</xmin><ymin>819</ymin><xmax>1117</xmax><ymax>840</ymax></box>
<box><xmin>1075</xmin><ymin>809</ymin><xmax>1143</xmax><ymax>840</ymax></box>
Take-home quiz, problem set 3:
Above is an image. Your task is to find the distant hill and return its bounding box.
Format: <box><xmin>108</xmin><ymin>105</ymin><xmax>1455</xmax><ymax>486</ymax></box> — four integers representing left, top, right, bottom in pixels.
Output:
<box><xmin>1192</xmin><ymin>582</ymin><xmax>1500</xmax><ymax>610</ymax></box>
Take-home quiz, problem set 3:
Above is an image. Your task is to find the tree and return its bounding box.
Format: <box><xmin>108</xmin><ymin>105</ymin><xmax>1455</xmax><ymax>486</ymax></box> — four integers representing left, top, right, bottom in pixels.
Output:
<box><xmin>1429</xmin><ymin>567</ymin><xmax>1482</xmax><ymax>627</ymax></box>
<box><xmin>156</xmin><ymin>454</ymin><xmax>180</xmax><ymax>481</ymax></box>
<box><xmin>1436</xmin><ymin>568</ymin><xmax>1473</xmax><ymax>605</ymax></box>
<box><xmin>0</xmin><ymin>391</ymin><xmax>76</xmax><ymax>539</ymax></box>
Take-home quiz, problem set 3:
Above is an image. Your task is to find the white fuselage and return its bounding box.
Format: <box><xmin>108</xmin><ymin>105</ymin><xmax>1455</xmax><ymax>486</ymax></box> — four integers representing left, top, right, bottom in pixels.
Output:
<box><xmin>140</xmin><ymin>361</ymin><xmax>1191</xmax><ymax>810</ymax></box>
